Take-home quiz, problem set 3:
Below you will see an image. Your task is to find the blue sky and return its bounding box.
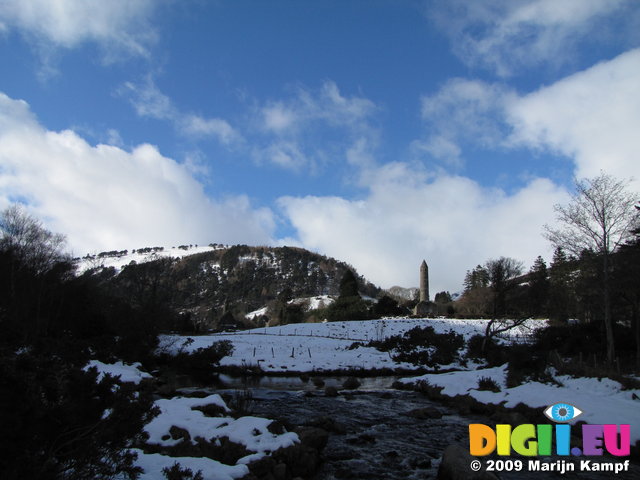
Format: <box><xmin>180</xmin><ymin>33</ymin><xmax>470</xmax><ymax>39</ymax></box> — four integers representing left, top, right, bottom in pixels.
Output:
<box><xmin>1</xmin><ymin>0</ymin><xmax>639</xmax><ymax>293</ymax></box>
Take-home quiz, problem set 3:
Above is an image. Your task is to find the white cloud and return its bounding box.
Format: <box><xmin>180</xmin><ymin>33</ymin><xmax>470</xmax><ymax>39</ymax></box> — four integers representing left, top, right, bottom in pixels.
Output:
<box><xmin>279</xmin><ymin>163</ymin><xmax>568</xmax><ymax>292</ymax></box>
<box><xmin>428</xmin><ymin>0</ymin><xmax>636</xmax><ymax>76</ymax></box>
<box><xmin>261</xmin><ymin>141</ymin><xmax>309</xmax><ymax>171</ymax></box>
<box><xmin>415</xmin><ymin>49</ymin><xmax>640</xmax><ymax>187</ymax></box>
<box><xmin>0</xmin><ymin>92</ymin><xmax>275</xmax><ymax>255</ymax></box>
<box><xmin>507</xmin><ymin>48</ymin><xmax>640</xmax><ymax>184</ymax></box>
<box><xmin>260</xmin><ymin>81</ymin><xmax>376</xmax><ymax>135</ymax></box>
<box><xmin>416</xmin><ymin>78</ymin><xmax>514</xmax><ymax>166</ymax></box>
<box><xmin>412</xmin><ymin>136</ymin><xmax>463</xmax><ymax>168</ymax></box>
<box><xmin>120</xmin><ymin>78</ymin><xmax>174</xmax><ymax>120</ymax></box>
<box><xmin>255</xmin><ymin>81</ymin><xmax>378</xmax><ymax>171</ymax></box>
<box><xmin>119</xmin><ymin>77</ymin><xmax>241</xmax><ymax>146</ymax></box>
<box><xmin>179</xmin><ymin>115</ymin><xmax>239</xmax><ymax>145</ymax></box>
<box><xmin>0</xmin><ymin>0</ymin><xmax>159</xmax><ymax>73</ymax></box>
<box><xmin>262</xmin><ymin>103</ymin><xmax>297</xmax><ymax>133</ymax></box>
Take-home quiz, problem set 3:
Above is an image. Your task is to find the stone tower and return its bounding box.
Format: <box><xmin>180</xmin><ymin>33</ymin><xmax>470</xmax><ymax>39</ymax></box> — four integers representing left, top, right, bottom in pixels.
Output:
<box><xmin>419</xmin><ymin>260</ymin><xmax>429</xmax><ymax>302</ymax></box>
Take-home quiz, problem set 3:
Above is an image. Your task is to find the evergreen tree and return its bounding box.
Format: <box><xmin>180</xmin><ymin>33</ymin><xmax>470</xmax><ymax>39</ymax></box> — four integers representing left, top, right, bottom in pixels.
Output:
<box><xmin>548</xmin><ymin>247</ymin><xmax>574</xmax><ymax>323</ymax></box>
<box><xmin>528</xmin><ymin>256</ymin><xmax>549</xmax><ymax>317</ymax></box>
<box><xmin>339</xmin><ymin>269</ymin><xmax>359</xmax><ymax>298</ymax></box>
<box><xmin>463</xmin><ymin>265</ymin><xmax>490</xmax><ymax>293</ymax></box>
<box><xmin>613</xmin><ymin>206</ymin><xmax>640</xmax><ymax>367</ymax></box>
<box><xmin>434</xmin><ymin>291</ymin><xmax>453</xmax><ymax>304</ymax></box>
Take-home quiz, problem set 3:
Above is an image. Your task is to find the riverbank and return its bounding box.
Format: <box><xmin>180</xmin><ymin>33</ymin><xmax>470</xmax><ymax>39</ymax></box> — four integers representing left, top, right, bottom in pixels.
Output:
<box><xmin>86</xmin><ymin>317</ymin><xmax>639</xmax><ymax>479</ymax></box>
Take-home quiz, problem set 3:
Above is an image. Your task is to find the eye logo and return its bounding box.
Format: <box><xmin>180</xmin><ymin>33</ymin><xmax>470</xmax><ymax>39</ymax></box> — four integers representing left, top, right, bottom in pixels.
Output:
<box><xmin>544</xmin><ymin>403</ymin><xmax>583</xmax><ymax>423</ymax></box>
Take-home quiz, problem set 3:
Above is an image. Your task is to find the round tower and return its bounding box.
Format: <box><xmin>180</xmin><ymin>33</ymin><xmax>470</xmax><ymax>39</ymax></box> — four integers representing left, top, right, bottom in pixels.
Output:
<box><xmin>419</xmin><ymin>260</ymin><xmax>429</xmax><ymax>302</ymax></box>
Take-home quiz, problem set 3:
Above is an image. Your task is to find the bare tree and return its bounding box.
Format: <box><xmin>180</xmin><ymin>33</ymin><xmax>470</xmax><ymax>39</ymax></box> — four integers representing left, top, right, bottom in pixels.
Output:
<box><xmin>544</xmin><ymin>172</ymin><xmax>640</xmax><ymax>364</ymax></box>
<box><xmin>0</xmin><ymin>205</ymin><xmax>72</xmax><ymax>341</ymax></box>
<box><xmin>486</xmin><ymin>257</ymin><xmax>524</xmax><ymax>318</ymax></box>
<box><xmin>482</xmin><ymin>257</ymin><xmax>525</xmax><ymax>352</ymax></box>
<box><xmin>0</xmin><ymin>204</ymin><xmax>69</xmax><ymax>275</ymax></box>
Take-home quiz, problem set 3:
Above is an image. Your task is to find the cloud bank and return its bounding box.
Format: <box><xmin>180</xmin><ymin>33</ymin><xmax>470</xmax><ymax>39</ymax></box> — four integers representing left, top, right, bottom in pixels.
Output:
<box><xmin>0</xmin><ymin>92</ymin><xmax>275</xmax><ymax>255</ymax></box>
<box><xmin>507</xmin><ymin>48</ymin><xmax>640</xmax><ymax>183</ymax></box>
<box><xmin>280</xmin><ymin>163</ymin><xmax>568</xmax><ymax>293</ymax></box>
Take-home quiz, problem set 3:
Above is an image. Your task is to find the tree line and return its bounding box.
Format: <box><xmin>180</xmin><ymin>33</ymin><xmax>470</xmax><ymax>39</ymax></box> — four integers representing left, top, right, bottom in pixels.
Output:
<box><xmin>457</xmin><ymin>172</ymin><xmax>640</xmax><ymax>368</ymax></box>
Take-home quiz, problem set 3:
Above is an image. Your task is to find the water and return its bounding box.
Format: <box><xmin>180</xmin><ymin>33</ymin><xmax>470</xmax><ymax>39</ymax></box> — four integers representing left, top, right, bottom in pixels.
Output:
<box><xmin>250</xmin><ymin>388</ymin><xmax>475</xmax><ymax>479</ymax></box>
<box><xmin>217</xmin><ymin>373</ymin><xmax>400</xmax><ymax>392</ymax></box>
<box><xmin>181</xmin><ymin>375</ymin><xmax>640</xmax><ymax>479</ymax></box>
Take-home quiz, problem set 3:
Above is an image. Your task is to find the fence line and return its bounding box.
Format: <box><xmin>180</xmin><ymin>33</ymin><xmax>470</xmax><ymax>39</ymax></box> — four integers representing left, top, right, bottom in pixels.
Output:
<box><xmin>214</xmin><ymin>331</ymin><xmax>369</xmax><ymax>342</ymax></box>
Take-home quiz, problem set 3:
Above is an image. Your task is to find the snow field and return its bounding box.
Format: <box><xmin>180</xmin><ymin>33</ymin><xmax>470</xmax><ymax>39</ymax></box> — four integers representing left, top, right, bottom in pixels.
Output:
<box><xmin>163</xmin><ymin>317</ymin><xmax>547</xmax><ymax>373</ymax></box>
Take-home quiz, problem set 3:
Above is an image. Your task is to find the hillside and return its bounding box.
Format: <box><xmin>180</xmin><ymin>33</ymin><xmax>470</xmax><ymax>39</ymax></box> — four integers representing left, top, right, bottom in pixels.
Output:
<box><xmin>79</xmin><ymin>244</ymin><xmax>381</xmax><ymax>330</ymax></box>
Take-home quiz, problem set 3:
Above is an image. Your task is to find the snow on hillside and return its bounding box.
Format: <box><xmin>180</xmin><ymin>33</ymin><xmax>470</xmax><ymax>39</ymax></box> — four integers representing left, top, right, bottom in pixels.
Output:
<box><xmin>245</xmin><ymin>295</ymin><xmax>335</xmax><ymax>320</ymax></box>
<box><xmin>76</xmin><ymin>244</ymin><xmax>226</xmax><ymax>273</ymax></box>
<box><xmin>162</xmin><ymin>318</ymin><xmax>547</xmax><ymax>373</ymax></box>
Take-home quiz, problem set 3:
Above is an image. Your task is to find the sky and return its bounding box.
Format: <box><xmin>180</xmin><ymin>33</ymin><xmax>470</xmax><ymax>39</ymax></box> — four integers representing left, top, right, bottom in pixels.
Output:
<box><xmin>1</xmin><ymin>0</ymin><xmax>639</xmax><ymax>293</ymax></box>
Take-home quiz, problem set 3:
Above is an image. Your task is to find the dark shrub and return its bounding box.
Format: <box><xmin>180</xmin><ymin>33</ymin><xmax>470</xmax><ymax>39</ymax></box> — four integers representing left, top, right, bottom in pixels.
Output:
<box><xmin>369</xmin><ymin>326</ymin><xmax>464</xmax><ymax>367</ymax></box>
<box><xmin>372</xmin><ymin>295</ymin><xmax>407</xmax><ymax>317</ymax></box>
<box><xmin>163</xmin><ymin>462</ymin><xmax>204</xmax><ymax>480</ymax></box>
<box><xmin>158</xmin><ymin>341</ymin><xmax>233</xmax><ymax>383</ymax></box>
<box><xmin>506</xmin><ymin>344</ymin><xmax>549</xmax><ymax>388</ymax></box>
<box><xmin>0</xmin><ymin>348</ymin><xmax>158</xmax><ymax>480</ymax></box>
<box><xmin>477</xmin><ymin>376</ymin><xmax>501</xmax><ymax>392</ymax></box>
<box><xmin>466</xmin><ymin>334</ymin><xmax>507</xmax><ymax>366</ymax></box>
<box><xmin>325</xmin><ymin>296</ymin><xmax>372</xmax><ymax>322</ymax></box>
<box><xmin>534</xmin><ymin>323</ymin><xmax>605</xmax><ymax>357</ymax></box>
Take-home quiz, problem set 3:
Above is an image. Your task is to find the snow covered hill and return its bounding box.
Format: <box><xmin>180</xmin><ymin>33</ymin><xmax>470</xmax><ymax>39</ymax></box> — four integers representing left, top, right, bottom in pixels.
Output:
<box><xmin>76</xmin><ymin>244</ymin><xmax>381</xmax><ymax>330</ymax></box>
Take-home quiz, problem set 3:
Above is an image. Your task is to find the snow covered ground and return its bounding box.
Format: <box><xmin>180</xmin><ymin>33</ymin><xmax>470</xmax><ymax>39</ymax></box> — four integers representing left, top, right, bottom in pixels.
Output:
<box><xmin>86</xmin><ymin>360</ymin><xmax>300</xmax><ymax>480</ymax></box>
<box><xmin>132</xmin><ymin>393</ymin><xmax>298</xmax><ymax>480</ymax></box>
<box><xmin>161</xmin><ymin>317</ymin><xmax>546</xmax><ymax>373</ymax></box>
<box><xmin>88</xmin><ymin>318</ymin><xmax>639</xmax><ymax>478</ymax></box>
<box><xmin>398</xmin><ymin>365</ymin><xmax>640</xmax><ymax>445</ymax></box>
<box><xmin>84</xmin><ymin>360</ymin><xmax>153</xmax><ymax>384</ymax></box>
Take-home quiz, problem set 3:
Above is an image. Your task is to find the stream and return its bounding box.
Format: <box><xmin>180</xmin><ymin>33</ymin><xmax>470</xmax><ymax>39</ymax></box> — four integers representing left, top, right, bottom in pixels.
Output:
<box><xmin>181</xmin><ymin>375</ymin><xmax>640</xmax><ymax>479</ymax></box>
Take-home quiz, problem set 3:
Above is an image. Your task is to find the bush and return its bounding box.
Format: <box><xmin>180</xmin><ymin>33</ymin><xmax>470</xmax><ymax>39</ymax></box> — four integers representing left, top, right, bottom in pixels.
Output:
<box><xmin>534</xmin><ymin>323</ymin><xmax>604</xmax><ymax>357</ymax></box>
<box><xmin>372</xmin><ymin>295</ymin><xmax>407</xmax><ymax>317</ymax></box>
<box><xmin>369</xmin><ymin>326</ymin><xmax>464</xmax><ymax>367</ymax></box>
<box><xmin>506</xmin><ymin>344</ymin><xmax>550</xmax><ymax>388</ymax></box>
<box><xmin>157</xmin><ymin>341</ymin><xmax>233</xmax><ymax>383</ymax></box>
<box><xmin>465</xmin><ymin>334</ymin><xmax>507</xmax><ymax>366</ymax></box>
<box><xmin>477</xmin><ymin>376</ymin><xmax>501</xmax><ymax>392</ymax></box>
<box><xmin>163</xmin><ymin>462</ymin><xmax>204</xmax><ymax>480</ymax></box>
<box><xmin>325</xmin><ymin>296</ymin><xmax>372</xmax><ymax>322</ymax></box>
<box><xmin>0</xmin><ymin>348</ymin><xmax>158</xmax><ymax>480</ymax></box>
